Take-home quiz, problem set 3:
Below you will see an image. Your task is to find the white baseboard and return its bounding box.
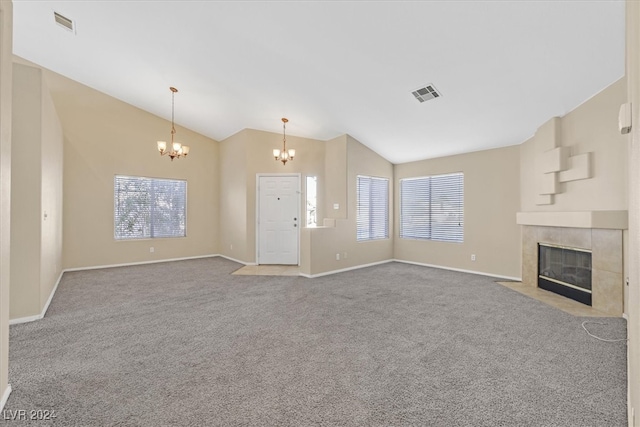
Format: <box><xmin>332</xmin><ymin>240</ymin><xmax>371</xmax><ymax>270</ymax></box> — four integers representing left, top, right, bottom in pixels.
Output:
<box><xmin>392</xmin><ymin>259</ymin><xmax>522</xmax><ymax>282</ymax></box>
<box><xmin>9</xmin><ymin>270</ymin><xmax>64</xmax><ymax>325</ymax></box>
<box><xmin>0</xmin><ymin>384</ymin><xmax>11</xmax><ymax>412</ymax></box>
<box><xmin>216</xmin><ymin>254</ymin><xmax>257</xmax><ymax>266</ymax></box>
<box><xmin>299</xmin><ymin>259</ymin><xmax>393</xmax><ymax>278</ymax></box>
<box><xmin>63</xmin><ymin>254</ymin><xmax>219</xmax><ymax>272</ymax></box>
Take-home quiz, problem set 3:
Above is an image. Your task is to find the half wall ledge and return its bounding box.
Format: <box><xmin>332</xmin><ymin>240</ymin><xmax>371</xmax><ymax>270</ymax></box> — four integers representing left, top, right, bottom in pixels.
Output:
<box><xmin>516</xmin><ymin>211</ymin><xmax>628</xmax><ymax>229</ymax></box>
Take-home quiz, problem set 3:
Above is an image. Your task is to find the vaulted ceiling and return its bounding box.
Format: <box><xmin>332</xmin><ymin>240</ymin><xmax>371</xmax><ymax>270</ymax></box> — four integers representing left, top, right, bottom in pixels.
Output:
<box><xmin>13</xmin><ymin>1</ymin><xmax>625</xmax><ymax>164</ymax></box>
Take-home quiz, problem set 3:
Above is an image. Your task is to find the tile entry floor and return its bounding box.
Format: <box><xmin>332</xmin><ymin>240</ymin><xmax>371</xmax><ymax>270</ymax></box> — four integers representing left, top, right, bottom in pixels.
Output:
<box><xmin>496</xmin><ymin>281</ymin><xmax>614</xmax><ymax>317</ymax></box>
<box><xmin>232</xmin><ymin>265</ymin><xmax>300</xmax><ymax>276</ymax></box>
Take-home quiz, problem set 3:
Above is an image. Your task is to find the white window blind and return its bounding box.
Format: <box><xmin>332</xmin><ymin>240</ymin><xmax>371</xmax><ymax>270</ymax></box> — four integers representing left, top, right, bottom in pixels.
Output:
<box><xmin>400</xmin><ymin>172</ymin><xmax>464</xmax><ymax>243</ymax></box>
<box><xmin>357</xmin><ymin>175</ymin><xmax>389</xmax><ymax>241</ymax></box>
<box><xmin>114</xmin><ymin>175</ymin><xmax>187</xmax><ymax>240</ymax></box>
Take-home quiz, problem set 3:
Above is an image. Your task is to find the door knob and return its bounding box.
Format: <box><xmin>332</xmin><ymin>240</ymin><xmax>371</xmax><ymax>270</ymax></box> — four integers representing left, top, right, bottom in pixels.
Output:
<box><xmin>294</xmin><ymin>217</ymin><xmax>297</xmax><ymax>221</ymax></box>
<box><xmin>294</xmin><ymin>224</ymin><xmax>297</xmax><ymax>227</ymax></box>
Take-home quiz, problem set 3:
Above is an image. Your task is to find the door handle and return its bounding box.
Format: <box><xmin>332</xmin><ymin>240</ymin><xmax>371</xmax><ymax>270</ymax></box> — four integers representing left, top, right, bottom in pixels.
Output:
<box><xmin>294</xmin><ymin>218</ymin><xmax>297</xmax><ymax>221</ymax></box>
<box><xmin>294</xmin><ymin>224</ymin><xmax>297</xmax><ymax>227</ymax></box>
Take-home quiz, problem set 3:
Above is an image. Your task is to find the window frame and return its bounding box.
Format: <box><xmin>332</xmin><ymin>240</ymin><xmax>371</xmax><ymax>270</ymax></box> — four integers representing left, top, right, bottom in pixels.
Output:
<box><xmin>356</xmin><ymin>174</ymin><xmax>390</xmax><ymax>242</ymax></box>
<box><xmin>114</xmin><ymin>175</ymin><xmax>188</xmax><ymax>241</ymax></box>
<box><xmin>399</xmin><ymin>172</ymin><xmax>464</xmax><ymax>243</ymax></box>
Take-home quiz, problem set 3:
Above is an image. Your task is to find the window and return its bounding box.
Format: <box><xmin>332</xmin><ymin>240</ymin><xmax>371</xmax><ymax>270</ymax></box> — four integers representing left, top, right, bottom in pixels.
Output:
<box><xmin>400</xmin><ymin>172</ymin><xmax>464</xmax><ymax>243</ymax></box>
<box><xmin>357</xmin><ymin>175</ymin><xmax>389</xmax><ymax>241</ymax></box>
<box><xmin>306</xmin><ymin>176</ymin><xmax>317</xmax><ymax>227</ymax></box>
<box><xmin>114</xmin><ymin>175</ymin><xmax>187</xmax><ymax>240</ymax></box>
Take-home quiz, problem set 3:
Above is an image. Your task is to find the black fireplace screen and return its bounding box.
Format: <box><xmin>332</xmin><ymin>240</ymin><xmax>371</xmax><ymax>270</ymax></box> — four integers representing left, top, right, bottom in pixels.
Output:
<box><xmin>538</xmin><ymin>243</ymin><xmax>591</xmax><ymax>305</ymax></box>
<box><xmin>538</xmin><ymin>244</ymin><xmax>592</xmax><ymax>291</ymax></box>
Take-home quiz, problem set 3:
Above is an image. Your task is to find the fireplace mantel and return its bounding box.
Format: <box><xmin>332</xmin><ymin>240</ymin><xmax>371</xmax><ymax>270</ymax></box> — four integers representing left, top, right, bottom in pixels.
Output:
<box><xmin>516</xmin><ymin>210</ymin><xmax>628</xmax><ymax>230</ymax></box>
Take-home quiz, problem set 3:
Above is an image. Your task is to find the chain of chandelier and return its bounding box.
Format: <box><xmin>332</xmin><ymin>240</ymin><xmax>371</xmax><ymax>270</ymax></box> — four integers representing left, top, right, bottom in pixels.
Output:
<box><xmin>156</xmin><ymin>88</ymin><xmax>296</xmax><ymax>165</ymax></box>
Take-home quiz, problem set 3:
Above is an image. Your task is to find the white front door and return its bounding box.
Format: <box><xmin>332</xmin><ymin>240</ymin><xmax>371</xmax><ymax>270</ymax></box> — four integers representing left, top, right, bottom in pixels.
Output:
<box><xmin>257</xmin><ymin>175</ymin><xmax>299</xmax><ymax>265</ymax></box>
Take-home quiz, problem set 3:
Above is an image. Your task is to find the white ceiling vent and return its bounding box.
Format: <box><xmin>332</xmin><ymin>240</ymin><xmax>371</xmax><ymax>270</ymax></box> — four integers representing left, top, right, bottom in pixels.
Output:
<box><xmin>412</xmin><ymin>84</ymin><xmax>441</xmax><ymax>103</ymax></box>
<box><xmin>54</xmin><ymin>11</ymin><xmax>75</xmax><ymax>33</ymax></box>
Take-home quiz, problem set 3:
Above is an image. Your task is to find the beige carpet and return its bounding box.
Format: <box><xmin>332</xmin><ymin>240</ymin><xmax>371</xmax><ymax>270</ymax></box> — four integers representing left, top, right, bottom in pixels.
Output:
<box><xmin>3</xmin><ymin>258</ymin><xmax>627</xmax><ymax>426</ymax></box>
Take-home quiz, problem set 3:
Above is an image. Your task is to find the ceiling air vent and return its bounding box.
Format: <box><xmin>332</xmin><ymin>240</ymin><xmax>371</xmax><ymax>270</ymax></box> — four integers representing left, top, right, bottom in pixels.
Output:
<box><xmin>54</xmin><ymin>11</ymin><xmax>75</xmax><ymax>33</ymax></box>
<box><xmin>412</xmin><ymin>84</ymin><xmax>441</xmax><ymax>103</ymax></box>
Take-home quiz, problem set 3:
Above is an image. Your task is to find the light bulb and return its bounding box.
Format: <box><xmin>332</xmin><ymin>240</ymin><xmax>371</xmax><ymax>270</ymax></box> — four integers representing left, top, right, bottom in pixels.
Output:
<box><xmin>173</xmin><ymin>141</ymin><xmax>182</xmax><ymax>152</ymax></box>
<box><xmin>157</xmin><ymin>141</ymin><xmax>167</xmax><ymax>153</ymax></box>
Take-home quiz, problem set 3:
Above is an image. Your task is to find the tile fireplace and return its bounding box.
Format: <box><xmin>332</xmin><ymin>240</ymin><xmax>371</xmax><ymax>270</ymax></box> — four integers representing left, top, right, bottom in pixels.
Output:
<box><xmin>516</xmin><ymin>210</ymin><xmax>627</xmax><ymax>316</ymax></box>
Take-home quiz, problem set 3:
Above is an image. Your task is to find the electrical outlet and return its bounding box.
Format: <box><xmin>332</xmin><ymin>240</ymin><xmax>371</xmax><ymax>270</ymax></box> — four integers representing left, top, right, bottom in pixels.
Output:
<box><xmin>333</xmin><ymin>203</ymin><xmax>340</xmax><ymax>210</ymax></box>
<box><xmin>150</xmin><ymin>247</ymin><xmax>154</xmax><ymax>253</ymax></box>
<box><xmin>471</xmin><ymin>254</ymin><xmax>476</xmax><ymax>261</ymax></box>
<box><xmin>336</xmin><ymin>253</ymin><xmax>340</xmax><ymax>261</ymax></box>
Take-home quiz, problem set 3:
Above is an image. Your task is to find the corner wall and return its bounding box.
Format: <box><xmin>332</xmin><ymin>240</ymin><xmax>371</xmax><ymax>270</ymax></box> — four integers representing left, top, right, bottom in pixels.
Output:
<box><xmin>10</xmin><ymin>62</ymin><xmax>63</xmax><ymax>320</ymax></box>
<box><xmin>394</xmin><ymin>145</ymin><xmax>521</xmax><ymax>279</ymax></box>
<box><xmin>625</xmin><ymin>1</ymin><xmax>640</xmax><ymax>424</ymax></box>
<box><xmin>520</xmin><ymin>78</ymin><xmax>628</xmax><ymax>212</ymax></box>
<box><xmin>0</xmin><ymin>0</ymin><xmax>11</xmax><ymax>410</ymax></box>
<box><xmin>218</xmin><ymin>128</ymin><xmax>326</xmax><ymax>264</ymax></box>
<box><xmin>304</xmin><ymin>136</ymin><xmax>394</xmax><ymax>276</ymax></box>
<box><xmin>38</xmin><ymin>70</ymin><xmax>219</xmax><ymax>269</ymax></box>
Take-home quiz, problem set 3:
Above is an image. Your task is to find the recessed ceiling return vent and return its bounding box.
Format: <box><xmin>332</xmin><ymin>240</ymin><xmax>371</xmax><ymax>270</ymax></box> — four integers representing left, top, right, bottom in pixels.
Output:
<box><xmin>54</xmin><ymin>11</ymin><xmax>75</xmax><ymax>33</ymax></box>
<box><xmin>412</xmin><ymin>84</ymin><xmax>441</xmax><ymax>103</ymax></box>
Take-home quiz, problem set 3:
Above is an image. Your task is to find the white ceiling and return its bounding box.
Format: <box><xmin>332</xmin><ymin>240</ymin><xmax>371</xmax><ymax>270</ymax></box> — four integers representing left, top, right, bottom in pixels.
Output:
<box><xmin>13</xmin><ymin>1</ymin><xmax>625</xmax><ymax>164</ymax></box>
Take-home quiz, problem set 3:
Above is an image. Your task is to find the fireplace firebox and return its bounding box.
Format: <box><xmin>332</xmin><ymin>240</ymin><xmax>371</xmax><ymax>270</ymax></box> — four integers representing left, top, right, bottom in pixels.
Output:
<box><xmin>538</xmin><ymin>243</ymin><xmax>592</xmax><ymax>306</ymax></box>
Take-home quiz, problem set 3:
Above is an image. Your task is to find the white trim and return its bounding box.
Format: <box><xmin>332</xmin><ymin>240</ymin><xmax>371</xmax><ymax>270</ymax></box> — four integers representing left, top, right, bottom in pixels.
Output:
<box><xmin>63</xmin><ymin>254</ymin><xmax>218</xmax><ymax>272</ymax></box>
<box><xmin>216</xmin><ymin>254</ymin><xmax>256</xmax><ymax>266</ymax></box>
<box><xmin>0</xmin><ymin>384</ymin><xmax>11</xmax><ymax>412</ymax></box>
<box><xmin>392</xmin><ymin>259</ymin><xmax>522</xmax><ymax>282</ymax></box>
<box><xmin>9</xmin><ymin>270</ymin><xmax>64</xmax><ymax>325</ymax></box>
<box><xmin>256</xmin><ymin>173</ymin><xmax>301</xmax><ymax>266</ymax></box>
<box><xmin>623</xmin><ymin>313</ymin><xmax>629</xmax><ymax>320</ymax></box>
<box><xmin>299</xmin><ymin>259</ymin><xmax>393</xmax><ymax>278</ymax></box>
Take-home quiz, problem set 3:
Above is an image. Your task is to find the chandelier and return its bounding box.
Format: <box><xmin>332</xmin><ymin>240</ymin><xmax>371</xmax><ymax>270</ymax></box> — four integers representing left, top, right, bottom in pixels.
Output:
<box><xmin>157</xmin><ymin>87</ymin><xmax>190</xmax><ymax>161</ymax></box>
<box><xmin>273</xmin><ymin>118</ymin><xmax>295</xmax><ymax>165</ymax></box>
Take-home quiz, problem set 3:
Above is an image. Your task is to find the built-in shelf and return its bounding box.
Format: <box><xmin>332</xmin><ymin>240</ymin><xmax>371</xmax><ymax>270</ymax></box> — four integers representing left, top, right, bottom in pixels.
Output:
<box><xmin>516</xmin><ymin>210</ymin><xmax>628</xmax><ymax>229</ymax></box>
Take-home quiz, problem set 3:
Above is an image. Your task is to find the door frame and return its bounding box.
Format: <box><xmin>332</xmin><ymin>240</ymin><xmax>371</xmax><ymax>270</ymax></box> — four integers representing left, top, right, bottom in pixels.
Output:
<box><xmin>255</xmin><ymin>173</ymin><xmax>301</xmax><ymax>265</ymax></box>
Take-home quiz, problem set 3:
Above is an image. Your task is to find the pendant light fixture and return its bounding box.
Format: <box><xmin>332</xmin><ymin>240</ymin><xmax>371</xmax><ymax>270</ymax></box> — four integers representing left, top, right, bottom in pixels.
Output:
<box><xmin>157</xmin><ymin>87</ymin><xmax>190</xmax><ymax>161</ymax></box>
<box><xmin>273</xmin><ymin>118</ymin><xmax>295</xmax><ymax>165</ymax></box>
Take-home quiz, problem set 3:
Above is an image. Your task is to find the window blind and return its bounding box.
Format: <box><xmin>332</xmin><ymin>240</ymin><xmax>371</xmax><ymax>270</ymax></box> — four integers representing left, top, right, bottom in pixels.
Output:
<box><xmin>114</xmin><ymin>175</ymin><xmax>187</xmax><ymax>240</ymax></box>
<box><xmin>357</xmin><ymin>175</ymin><xmax>389</xmax><ymax>241</ymax></box>
<box><xmin>400</xmin><ymin>172</ymin><xmax>463</xmax><ymax>243</ymax></box>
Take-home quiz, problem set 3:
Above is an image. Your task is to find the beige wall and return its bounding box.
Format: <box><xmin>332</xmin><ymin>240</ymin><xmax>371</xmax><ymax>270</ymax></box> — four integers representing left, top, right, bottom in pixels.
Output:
<box><xmin>217</xmin><ymin>129</ymin><xmax>393</xmax><ymax>275</ymax></box>
<box><xmin>324</xmin><ymin>135</ymin><xmax>347</xmax><ymax>219</ymax></box>
<box><xmin>40</xmin><ymin>68</ymin><xmax>64</xmax><ymax>311</ymax></box>
<box><xmin>394</xmin><ymin>145</ymin><xmax>522</xmax><ymax>279</ymax></box>
<box><xmin>520</xmin><ymin>78</ymin><xmax>628</xmax><ymax>212</ymax></box>
<box><xmin>0</xmin><ymin>0</ymin><xmax>12</xmax><ymax>407</ymax></box>
<box><xmin>39</xmin><ymin>71</ymin><xmax>219</xmax><ymax>269</ymax></box>
<box><xmin>218</xmin><ymin>131</ymin><xmax>248</xmax><ymax>262</ymax></box>
<box><xmin>626</xmin><ymin>1</ymin><xmax>640</xmax><ymax>424</ymax></box>
<box><xmin>218</xmin><ymin>128</ymin><xmax>326</xmax><ymax>264</ymax></box>
<box><xmin>10</xmin><ymin>63</ymin><xmax>63</xmax><ymax>319</ymax></box>
<box><xmin>10</xmin><ymin>63</ymin><xmax>63</xmax><ymax>320</ymax></box>
<box><xmin>10</xmin><ymin>63</ymin><xmax>42</xmax><ymax>318</ymax></box>
<box><xmin>304</xmin><ymin>136</ymin><xmax>394</xmax><ymax>276</ymax></box>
